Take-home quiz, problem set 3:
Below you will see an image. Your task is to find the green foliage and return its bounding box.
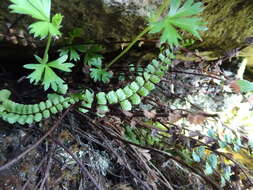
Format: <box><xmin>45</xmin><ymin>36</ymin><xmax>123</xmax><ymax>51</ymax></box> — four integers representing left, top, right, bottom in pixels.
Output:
<box><xmin>181</xmin><ymin>38</ymin><xmax>195</xmax><ymax>47</ymax></box>
<box><xmin>92</xmin><ymin>50</ymin><xmax>172</xmax><ymax>112</ymax></box>
<box><xmin>9</xmin><ymin>0</ymin><xmax>71</xmax><ymax>92</ymax></box>
<box><xmin>120</xmin><ymin>99</ymin><xmax>132</xmax><ymax>111</ymax></box>
<box><xmin>149</xmin><ymin>0</ymin><xmax>205</xmax><ymax>47</ymax></box>
<box><xmin>3</xmin><ymin>0</ymin><xmax>202</xmax><ymax>127</ymax></box>
<box><xmin>24</xmin><ymin>55</ymin><xmax>74</xmax><ymax>91</ymax></box>
<box><xmin>0</xmin><ymin>90</ymin><xmax>77</xmax><ymax>124</ymax></box>
<box><xmin>220</xmin><ymin>166</ymin><xmax>232</xmax><ymax>187</ymax></box>
<box><xmin>90</xmin><ymin>68</ymin><xmax>112</xmax><ymax>83</ymax></box>
<box><xmin>9</xmin><ymin>0</ymin><xmax>51</xmax><ymax>21</ymax></box>
<box><xmin>83</xmin><ymin>45</ymin><xmax>104</xmax><ymax>65</ymax></box>
<box><xmin>236</xmin><ymin>80</ymin><xmax>253</xmax><ymax>93</ymax></box>
<box><xmin>59</xmin><ymin>45</ymin><xmax>86</xmax><ymax>61</ymax></box>
<box><xmin>89</xmin><ymin>57</ymin><xmax>112</xmax><ymax>83</ymax></box>
<box><xmin>9</xmin><ymin>0</ymin><xmax>62</xmax><ymax>39</ymax></box>
<box><xmin>192</xmin><ymin>146</ymin><xmax>205</xmax><ymax>162</ymax></box>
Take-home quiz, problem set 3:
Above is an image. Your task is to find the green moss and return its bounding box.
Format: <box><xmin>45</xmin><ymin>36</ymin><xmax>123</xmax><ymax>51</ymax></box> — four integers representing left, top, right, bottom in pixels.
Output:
<box><xmin>194</xmin><ymin>0</ymin><xmax>253</xmax><ymax>52</ymax></box>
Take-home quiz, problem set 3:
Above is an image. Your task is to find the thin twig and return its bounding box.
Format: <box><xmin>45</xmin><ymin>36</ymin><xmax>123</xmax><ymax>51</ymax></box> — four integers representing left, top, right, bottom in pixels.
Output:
<box><xmin>79</xmin><ymin>113</ymin><xmax>221</xmax><ymax>189</ymax></box>
<box><xmin>21</xmin><ymin>155</ymin><xmax>48</xmax><ymax>190</ymax></box>
<box><xmin>39</xmin><ymin>149</ymin><xmax>53</xmax><ymax>190</ymax></box>
<box><xmin>52</xmin><ymin>138</ymin><xmax>105</xmax><ymax>190</ymax></box>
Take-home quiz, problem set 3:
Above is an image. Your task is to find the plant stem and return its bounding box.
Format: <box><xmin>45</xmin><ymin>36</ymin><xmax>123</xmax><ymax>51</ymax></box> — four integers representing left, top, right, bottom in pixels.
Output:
<box><xmin>105</xmin><ymin>26</ymin><xmax>151</xmax><ymax>70</ymax></box>
<box><xmin>105</xmin><ymin>0</ymin><xmax>170</xmax><ymax>70</ymax></box>
<box><xmin>43</xmin><ymin>34</ymin><xmax>52</xmax><ymax>60</ymax></box>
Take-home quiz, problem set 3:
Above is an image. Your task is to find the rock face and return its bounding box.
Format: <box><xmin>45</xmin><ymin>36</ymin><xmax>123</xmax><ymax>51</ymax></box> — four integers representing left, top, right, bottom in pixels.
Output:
<box><xmin>1</xmin><ymin>0</ymin><xmax>253</xmax><ymax>53</ymax></box>
<box><xmin>0</xmin><ymin>0</ymin><xmax>161</xmax><ymax>42</ymax></box>
<box><xmin>198</xmin><ymin>0</ymin><xmax>253</xmax><ymax>52</ymax></box>
<box><xmin>52</xmin><ymin>0</ymin><xmax>162</xmax><ymax>41</ymax></box>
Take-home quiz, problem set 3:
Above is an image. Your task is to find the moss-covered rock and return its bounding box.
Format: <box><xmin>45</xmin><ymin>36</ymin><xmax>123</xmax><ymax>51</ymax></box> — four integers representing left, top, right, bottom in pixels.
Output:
<box><xmin>195</xmin><ymin>0</ymin><xmax>253</xmax><ymax>52</ymax></box>
<box><xmin>1</xmin><ymin>0</ymin><xmax>253</xmax><ymax>54</ymax></box>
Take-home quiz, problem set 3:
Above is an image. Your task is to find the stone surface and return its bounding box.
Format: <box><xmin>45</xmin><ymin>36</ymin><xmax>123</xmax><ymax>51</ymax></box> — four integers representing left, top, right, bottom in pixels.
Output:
<box><xmin>196</xmin><ymin>0</ymin><xmax>253</xmax><ymax>53</ymax></box>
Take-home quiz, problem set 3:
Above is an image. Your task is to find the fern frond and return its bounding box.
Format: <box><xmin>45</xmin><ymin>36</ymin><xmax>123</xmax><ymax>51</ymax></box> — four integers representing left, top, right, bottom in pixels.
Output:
<box><xmin>0</xmin><ymin>92</ymin><xmax>80</xmax><ymax>125</ymax></box>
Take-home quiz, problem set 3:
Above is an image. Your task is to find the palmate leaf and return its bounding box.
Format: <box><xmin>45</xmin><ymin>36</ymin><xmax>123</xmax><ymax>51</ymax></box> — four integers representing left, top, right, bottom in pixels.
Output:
<box><xmin>84</xmin><ymin>45</ymin><xmax>104</xmax><ymax>65</ymax></box>
<box><xmin>59</xmin><ymin>45</ymin><xmax>86</xmax><ymax>61</ymax></box>
<box><xmin>9</xmin><ymin>0</ymin><xmax>51</xmax><ymax>21</ymax></box>
<box><xmin>42</xmin><ymin>66</ymin><xmax>64</xmax><ymax>91</ymax></box>
<box><xmin>29</xmin><ymin>21</ymin><xmax>60</xmax><ymax>38</ymax></box>
<box><xmin>90</xmin><ymin>68</ymin><xmax>112</xmax><ymax>83</ymax></box>
<box><xmin>29</xmin><ymin>13</ymin><xmax>63</xmax><ymax>39</ymax></box>
<box><xmin>9</xmin><ymin>0</ymin><xmax>63</xmax><ymax>39</ymax></box>
<box><xmin>24</xmin><ymin>55</ymin><xmax>74</xmax><ymax>91</ymax></box>
<box><xmin>47</xmin><ymin>55</ymin><xmax>74</xmax><ymax>72</ymax></box>
<box><xmin>88</xmin><ymin>57</ymin><xmax>103</xmax><ymax>67</ymax></box>
<box><xmin>149</xmin><ymin>0</ymin><xmax>205</xmax><ymax>47</ymax></box>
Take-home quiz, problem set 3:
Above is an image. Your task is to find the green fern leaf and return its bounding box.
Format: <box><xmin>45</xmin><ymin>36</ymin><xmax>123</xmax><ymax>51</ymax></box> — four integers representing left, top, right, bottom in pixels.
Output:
<box><xmin>123</xmin><ymin>86</ymin><xmax>134</xmax><ymax>98</ymax></box>
<box><xmin>150</xmin><ymin>75</ymin><xmax>161</xmax><ymax>84</ymax></box>
<box><xmin>7</xmin><ymin>113</ymin><xmax>19</xmax><ymax>124</ymax></box>
<box><xmin>144</xmin><ymin>81</ymin><xmax>155</xmax><ymax>91</ymax></box>
<box><xmin>97</xmin><ymin>105</ymin><xmax>109</xmax><ymax>113</ymax></box>
<box><xmin>56</xmin><ymin>104</ymin><xmax>63</xmax><ymax>111</ymax></box>
<box><xmin>146</xmin><ymin>65</ymin><xmax>156</xmax><ymax>74</ymax></box>
<box><xmin>129</xmin><ymin>94</ymin><xmax>141</xmax><ymax>105</ymax></box>
<box><xmin>79</xmin><ymin>108</ymin><xmax>89</xmax><ymax>114</ymax></box>
<box><xmin>39</xmin><ymin>102</ymin><xmax>46</xmax><ymax>110</ymax></box>
<box><xmin>151</xmin><ymin>59</ymin><xmax>159</xmax><ymax>68</ymax></box>
<box><xmin>42</xmin><ymin>110</ymin><xmax>50</xmax><ymax>118</ymax></box>
<box><xmin>129</xmin><ymin>82</ymin><xmax>140</xmax><ymax>93</ymax></box>
<box><xmin>106</xmin><ymin>91</ymin><xmax>118</xmax><ymax>104</ymax></box>
<box><xmin>120</xmin><ymin>100</ymin><xmax>132</xmax><ymax>111</ymax></box>
<box><xmin>136</xmin><ymin>76</ymin><xmax>145</xmax><ymax>86</ymax></box>
<box><xmin>50</xmin><ymin>106</ymin><xmax>58</xmax><ymax>114</ymax></box>
<box><xmin>18</xmin><ymin>115</ymin><xmax>27</xmax><ymax>125</ymax></box>
<box><xmin>62</xmin><ymin>101</ymin><xmax>70</xmax><ymax>108</ymax></box>
<box><xmin>149</xmin><ymin>0</ymin><xmax>205</xmax><ymax>47</ymax></box>
<box><xmin>45</xmin><ymin>100</ymin><xmax>52</xmax><ymax>108</ymax></box>
<box><xmin>116</xmin><ymin>89</ymin><xmax>126</xmax><ymax>102</ymax></box>
<box><xmin>138</xmin><ymin>87</ymin><xmax>150</xmax><ymax>97</ymax></box>
<box><xmin>32</xmin><ymin>104</ymin><xmax>40</xmax><ymax>113</ymax></box>
<box><xmin>96</xmin><ymin>92</ymin><xmax>107</xmax><ymax>105</ymax></box>
<box><xmin>25</xmin><ymin>115</ymin><xmax>34</xmax><ymax>124</ymax></box>
<box><xmin>34</xmin><ymin>113</ymin><xmax>43</xmax><ymax>122</ymax></box>
<box><xmin>143</xmin><ymin>72</ymin><xmax>151</xmax><ymax>81</ymax></box>
<box><xmin>0</xmin><ymin>89</ymin><xmax>11</xmax><ymax>101</ymax></box>
<box><xmin>154</xmin><ymin>70</ymin><xmax>165</xmax><ymax>77</ymax></box>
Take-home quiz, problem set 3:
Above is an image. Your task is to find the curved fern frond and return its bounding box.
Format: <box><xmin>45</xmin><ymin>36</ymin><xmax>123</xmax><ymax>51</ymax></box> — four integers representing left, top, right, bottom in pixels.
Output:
<box><xmin>96</xmin><ymin>49</ymin><xmax>173</xmax><ymax>112</ymax></box>
<box><xmin>0</xmin><ymin>91</ymin><xmax>80</xmax><ymax>125</ymax></box>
